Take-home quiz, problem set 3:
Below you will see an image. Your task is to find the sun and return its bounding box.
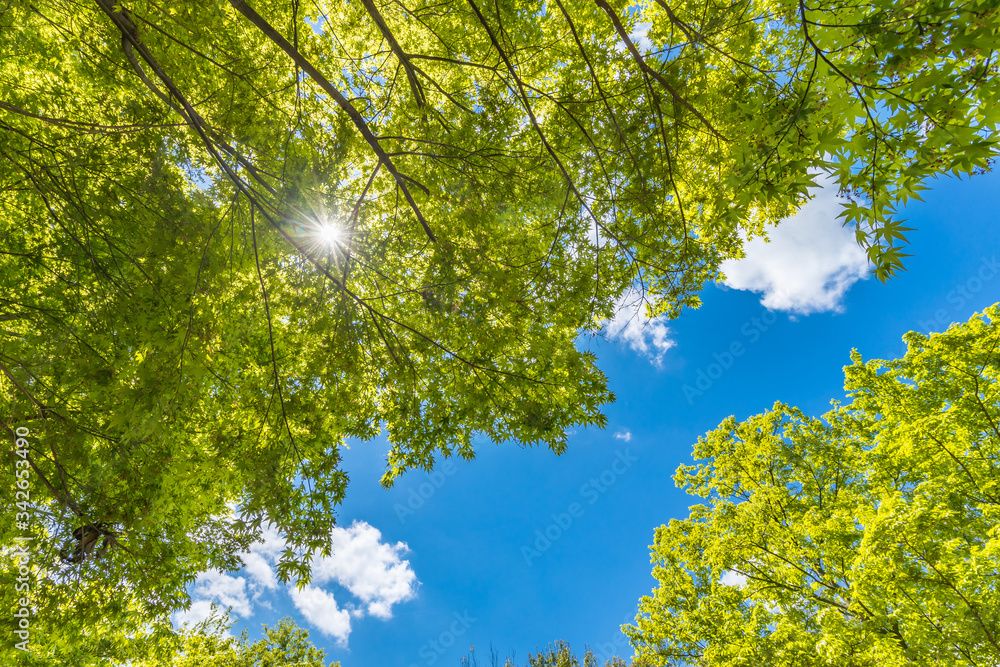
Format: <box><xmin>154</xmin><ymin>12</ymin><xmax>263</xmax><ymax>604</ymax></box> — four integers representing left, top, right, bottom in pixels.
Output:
<box><xmin>316</xmin><ymin>222</ymin><xmax>343</xmax><ymax>248</ymax></box>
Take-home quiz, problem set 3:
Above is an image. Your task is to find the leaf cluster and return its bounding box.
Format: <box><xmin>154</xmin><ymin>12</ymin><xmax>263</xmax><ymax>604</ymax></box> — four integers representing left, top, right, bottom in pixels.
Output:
<box><xmin>626</xmin><ymin>305</ymin><xmax>1000</xmax><ymax>665</ymax></box>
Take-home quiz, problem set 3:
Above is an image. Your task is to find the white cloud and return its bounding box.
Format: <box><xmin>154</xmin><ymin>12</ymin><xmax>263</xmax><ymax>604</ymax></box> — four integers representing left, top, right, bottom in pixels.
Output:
<box><xmin>603</xmin><ymin>288</ymin><xmax>675</xmax><ymax>366</ymax></box>
<box><xmin>719</xmin><ymin>178</ymin><xmax>869</xmax><ymax>314</ymax></box>
<box><xmin>172</xmin><ymin>570</ymin><xmax>251</xmax><ymax>628</ymax></box>
<box><xmin>173</xmin><ymin>520</ymin><xmax>417</xmax><ymax>647</ymax></box>
<box><xmin>289</xmin><ymin>585</ymin><xmax>353</xmax><ymax>646</ymax></box>
<box><xmin>630</xmin><ymin>21</ymin><xmax>653</xmax><ymax>52</ymax></box>
<box><xmin>613</xmin><ymin>429</ymin><xmax>632</xmax><ymax>442</ymax></box>
<box><xmin>614</xmin><ymin>21</ymin><xmax>652</xmax><ymax>53</ymax></box>
<box><xmin>242</xmin><ymin>552</ymin><xmax>279</xmax><ymax>592</ymax></box>
<box><xmin>242</xmin><ymin>522</ymin><xmax>285</xmax><ymax>593</ymax></box>
<box><xmin>248</xmin><ymin>522</ymin><xmax>287</xmax><ymax>561</ymax></box>
<box><xmin>172</xmin><ymin>599</ymin><xmax>224</xmax><ymax>629</ymax></box>
<box><xmin>721</xmin><ymin>570</ymin><xmax>748</xmax><ymax>588</ymax></box>
<box><xmin>311</xmin><ymin>521</ymin><xmax>418</xmax><ymax>620</ymax></box>
<box><xmin>196</xmin><ymin>571</ymin><xmax>253</xmax><ymax>615</ymax></box>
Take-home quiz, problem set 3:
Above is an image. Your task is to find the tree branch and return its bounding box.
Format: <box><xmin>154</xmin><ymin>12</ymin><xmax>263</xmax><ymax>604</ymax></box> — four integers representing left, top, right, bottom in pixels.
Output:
<box><xmin>594</xmin><ymin>0</ymin><xmax>727</xmax><ymax>141</ymax></box>
<box><xmin>227</xmin><ymin>0</ymin><xmax>437</xmax><ymax>242</ymax></box>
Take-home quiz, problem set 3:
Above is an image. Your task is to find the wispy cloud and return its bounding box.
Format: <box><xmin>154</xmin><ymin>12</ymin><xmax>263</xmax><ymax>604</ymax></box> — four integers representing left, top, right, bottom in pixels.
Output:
<box><xmin>719</xmin><ymin>177</ymin><xmax>869</xmax><ymax>314</ymax></box>
<box><xmin>603</xmin><ymin>288</ymin><xmax>675</xmax><ymax>366</ymax></box>
<box><xmin>613</xmin><ymin>429</ymin><xmax>632</xmax><ymax>442</ymax></box>
<box><xmin>720</xmin><ymin>570</ymin><xmax>747</xmax><ymax>588</ymax></box>
<box><xmin>172</xmin><ymin>569</ymin><xmax>253</xmax><ymax>631</ymax></box>
<box><xmin>614</xmin><ymin>21</ymin><xmax>652</xmax><ymax>53</ymax></box>
<box><xmin>173</xmin><ymin>599</ymin><xmax>231</xmax><ymax>631</ymax></box>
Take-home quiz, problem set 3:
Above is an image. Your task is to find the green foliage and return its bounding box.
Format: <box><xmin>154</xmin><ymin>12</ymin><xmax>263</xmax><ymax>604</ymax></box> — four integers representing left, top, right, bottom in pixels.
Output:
<box><xmin>130</xmin><ymin>613</ymin><xmax>337</xmax><ymax>667</ymax></box>
<box><xmin>460</xmin><ymin>640</ymin><xmax>633</xmax><ymax>667</ymax></box>
<box><xmin>523</xmin><ymin>642</ymin><xmax>629</xmax><ymax>667</ymax></box>
<box><xmin>626</xmin><ymin>305</ymin><xmax>1000</xmax><ymax>665</ymax></box>
<box><xmin>1</xmin><ymin>0</ymin><xmax>998</xmax><ymax>660</ymax></box>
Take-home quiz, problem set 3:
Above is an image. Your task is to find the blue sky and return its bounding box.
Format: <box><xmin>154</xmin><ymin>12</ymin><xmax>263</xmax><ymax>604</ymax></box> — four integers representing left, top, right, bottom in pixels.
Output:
<box><xmin>176</xmin><ymin>169</ymin><xmax>1000</xmax><ymax>666</ymax></box>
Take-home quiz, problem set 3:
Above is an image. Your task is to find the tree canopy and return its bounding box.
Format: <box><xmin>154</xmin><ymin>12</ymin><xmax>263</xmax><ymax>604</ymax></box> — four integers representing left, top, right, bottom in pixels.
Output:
<box><xmin>461</xmin><ymin>640</ymin><xmax>632</xmax><ymax>667</ymax></box>
<box><xmin>625</xmin><ymin>305</ymin><xmax>1000</xmax><ymax>665</ymax></box>
<box><xmin>1</xmin><ymin>0</ymin><xmax>998</xmax><ymax>661</ymax></box>
<box><xmin>129</xmin><ymin>613</ymin><xmax>337</xmax><ymax>667</ymax></box>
